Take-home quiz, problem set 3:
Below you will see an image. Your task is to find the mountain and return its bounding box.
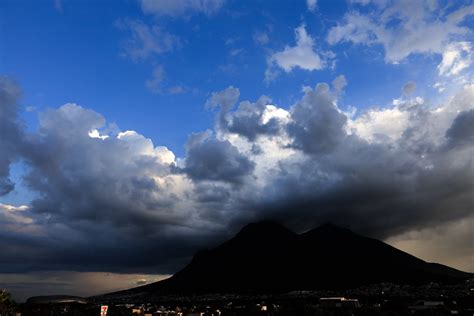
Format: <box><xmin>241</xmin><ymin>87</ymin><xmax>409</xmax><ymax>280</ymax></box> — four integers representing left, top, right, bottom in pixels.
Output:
<box><xmin>105</xmin><ymin>221</ymin><xmax>472</xmax><ymax>297</ymax></box>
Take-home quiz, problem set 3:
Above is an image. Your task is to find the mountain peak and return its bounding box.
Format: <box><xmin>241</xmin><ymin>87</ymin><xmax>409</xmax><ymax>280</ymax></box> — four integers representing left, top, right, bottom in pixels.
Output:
<box><xmin>235</xmin><ymin>220</ymin><xmax>295</xmax><ymax>239</ymax></box>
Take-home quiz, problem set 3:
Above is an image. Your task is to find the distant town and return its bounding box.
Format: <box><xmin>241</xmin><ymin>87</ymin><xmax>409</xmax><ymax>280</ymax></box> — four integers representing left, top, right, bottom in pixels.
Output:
<box><xmin>2</xmin><ymin>280</ymin><xmax>474</xmax><ymax>316</ymax></box>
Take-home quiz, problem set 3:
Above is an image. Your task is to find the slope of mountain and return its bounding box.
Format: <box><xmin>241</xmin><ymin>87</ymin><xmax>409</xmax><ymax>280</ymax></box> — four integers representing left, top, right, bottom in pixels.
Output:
<box><xmin>105</xmin><ymin>221</ymin><xmax>472</xmax><ymax>297</ymax></box>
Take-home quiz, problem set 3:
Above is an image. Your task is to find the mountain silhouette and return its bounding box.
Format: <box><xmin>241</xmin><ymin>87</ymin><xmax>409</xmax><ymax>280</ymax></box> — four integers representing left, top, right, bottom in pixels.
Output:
<box><xmin>106</xmin><ymin>221</ymin><xmax>472</xmax><ymax>297</ymax></box>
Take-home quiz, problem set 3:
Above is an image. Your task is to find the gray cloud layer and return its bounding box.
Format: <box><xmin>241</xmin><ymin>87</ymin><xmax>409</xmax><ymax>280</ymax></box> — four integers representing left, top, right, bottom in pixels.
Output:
<box><xmin>0</xmin><ymin>76</ymin><xmax>473</xmax><ymax>276</ymax></box>
<box><xmin>0</xmin><ymin>77</ymin><xmax>23</xmax><ymax>195</ymax></box>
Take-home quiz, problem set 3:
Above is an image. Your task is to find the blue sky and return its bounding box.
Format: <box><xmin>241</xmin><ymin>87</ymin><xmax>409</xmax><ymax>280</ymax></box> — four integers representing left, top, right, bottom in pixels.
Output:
<box><xmin>0</xmin><ymin>0</ymin><xmax>473</xmax><ymax>301</ymax></box>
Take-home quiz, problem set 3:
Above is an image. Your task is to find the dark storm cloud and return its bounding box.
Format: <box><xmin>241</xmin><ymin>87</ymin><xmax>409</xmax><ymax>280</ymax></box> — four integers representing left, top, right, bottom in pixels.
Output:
<box><xmin>225</xmin><ymin>97</ymin><xmax>282</xmax><ymax>141</ymax></box>
<box><xmin>0</xmin><ymin>77</ymin><xmax>473</xmax><ymax>276</ymax></box>
<box><xmin>20</xmin><ymin>103</ymin><xmax>184</xmax><ymax>231</ymax></box>
<box><xmin>207</xmin><ymin>87</ymin><xmax>283</xmax><ymax>141</ymax></box>
<box><xmin>254</xmin><ymin>139</ymin><xmax>473</xmax><ymax>239</ymax></box>
<box><xmin>446</xmin><ymin>109</ymin><xmax>474</xmax><ymax>146</ymax></box>
<box><xmin>184</xmin><ymin>130</ymin><xmax>255</xmax><ymax>184</ymax></box>
<box><xmin>287</xmin><ymin>83</ymin><xmax>347</xmax><ymax>154</ymax></box>
<box><xmin>238</xmin><ymin>86</ymin><xmax>473</xmax><ymax>240</ymax></box>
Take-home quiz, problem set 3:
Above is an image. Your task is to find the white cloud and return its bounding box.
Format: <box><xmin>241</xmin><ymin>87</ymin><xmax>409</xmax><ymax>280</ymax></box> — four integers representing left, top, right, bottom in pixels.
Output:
<box><xmin>307</xmin><ymin>0</ymin><xmax>317</xmax><ymax>12</ymax></box>
<box><xmin>327</xmin><ymin>2</ymin><xmax>474</xmax><ymax>64</ymax></box>
<box><xmin>438</xmin><ymin>41</ymin><xmax>473</xmax><ymax>77</ymax></box>
<box><xmin>272</xmin><ymin>25</ymin><xmax>323</xmax><ymax>71</ymax></box>
<box><xmin>266</xmin><ymin>25</ymin><xmax>329</xmax><ymax>81</ymax></box>
<box><xmin>348</xmin><ymin>107</ymin><xmax>411</xmax><ymax>142</ymax></box>
<box><xmin>0</xmin><ymin>203</ymin><xmax>32</xmax><ymax>225</ymax></box>
<box><xmin>140</xmin><ymin>0</ymin><xmax>225</xmax><ymax>17</ymax></box>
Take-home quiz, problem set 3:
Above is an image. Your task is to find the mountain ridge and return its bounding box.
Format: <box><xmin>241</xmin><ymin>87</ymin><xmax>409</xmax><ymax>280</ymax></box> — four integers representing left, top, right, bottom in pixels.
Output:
<box><xmin>102</xmin><ymin>221</ymin><xmax>472</xmax><ymax>298</ymax></box>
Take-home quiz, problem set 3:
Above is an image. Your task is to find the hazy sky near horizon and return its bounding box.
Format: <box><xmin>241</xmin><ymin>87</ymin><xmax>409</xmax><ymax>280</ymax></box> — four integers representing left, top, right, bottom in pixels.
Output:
<box><xmin>1</xmin><ymin>0</ymin><xmax>473</xmax><ymax>301</ymax></box>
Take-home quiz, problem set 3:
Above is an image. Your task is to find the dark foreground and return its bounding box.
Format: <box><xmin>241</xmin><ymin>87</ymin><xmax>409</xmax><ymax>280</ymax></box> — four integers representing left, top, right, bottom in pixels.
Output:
<box><xmin>14</xmin><ymin>281</ymin><xmax>474</xmax><ymax>316</ymax></box>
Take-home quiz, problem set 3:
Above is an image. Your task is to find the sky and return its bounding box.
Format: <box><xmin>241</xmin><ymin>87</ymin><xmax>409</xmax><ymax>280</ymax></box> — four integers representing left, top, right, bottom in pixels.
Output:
<box><xmin>0</xmin><ymin>0</ymin><xmax>473</xmax><ymax>301</ymax></box>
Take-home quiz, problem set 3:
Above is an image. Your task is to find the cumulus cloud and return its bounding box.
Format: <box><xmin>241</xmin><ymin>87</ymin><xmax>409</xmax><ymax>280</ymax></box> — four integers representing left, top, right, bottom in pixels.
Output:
<box><xmin>266</xmin><ymin>25</ymin><xmax>330</xmax><ymax>81</ymax></box>
<box><xmin>140</xmin><ymin>0</ymin><xmax>225</xmax><ymax>17</ymax></box>
<box><xmin>438</xmin><ymin>41</ymin><xmax>473</xmax><ymax>77</ymax></box>
<box><xmin>288</xmin><ymin>83</ymin><xmax>347</xmax><ymax>154</ymax></box>
<box><xmin>1</xmin><ymin>76</ymin><xmax>473</xmax><ymax>278</ymax></box>
<box><xmin>445</xmin><ymin>109</ymin><xmax>474</xmax><ymax>147</ymax></box>
<box><xmin>206</xmin><ymin>87</ymin><xmax>286</xmax><ymax>141</ymax></box>
<box><xmin>0</xmin><ymin>96</ymin><xmax>214</xmax><ymax>274</ymax></box>
<box><xmin>327</xmin><ymin>2</ymin><xmax>474</xmax><ymax>64</ymax></box>
<box><xmin>25</xmin><ymin>103</ymin><xmax>185</xmax><ymax>230</ymax></box>
<box><xmin>184</xmin><ymin>130</ymin><xmax>255</xmax><ymax>185</ymax></box>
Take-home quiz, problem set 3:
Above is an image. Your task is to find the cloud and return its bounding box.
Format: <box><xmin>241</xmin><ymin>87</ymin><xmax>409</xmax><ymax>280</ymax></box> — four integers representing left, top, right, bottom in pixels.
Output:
<box><xmin>0</xmin><ymin>77</ymin><xmax>23</xmax><ymax>196</ymax></box>
<box><xmin>205</xmin><ymin>86</ymin><xmax>240</xmax><ymax>129</ymax></box>
<box><xmin>145</xmin><ymin>65</ymin><xmax>188</xmax><ymax>95</ymax></box>
<box><xmin>0</xmin><ymin>203</ymin><xmax>32</xmax><ymax>226</ymax></box>
<box><xmin>266</xmin><ymin>25</ymin><xmax>330</xmax><ymax>81</ymax></box>
<box><xmin>1</xmin><ymin>77</ymin><xmax>474</xmax><ymax>279</ymax></box>
<box><xmin>145</xmin><ymin>65</ymin><xmax>166</xmax><ymax>93</ymax></box>
<box><xmin>349</xmin><ymin>0</ymin><xmax>371</xmax><ymax>5</ymax></box>
<box><xmin>184</xmin><ymin>130</ymin><xmax>255</xmax><ymax>185</ymax></box>
<box><xmin>116</xmin><ymin>19</ymin><xmax>181</xmax><ymax>61</ymax></box>
<box><xmin>206</xmin><ymin>87</ymin><xmax>286</xmax><ymax>141</ymax></box>
<box><xmin>287</xmin><ymin>83</ymin><xmax>347</xmax><ymax>154</ymax></box>
<box><xmin>140</xmin><ymin>0</ymin><xmax>225</xmax><ymax>17</ymax></box>
<box><xmin>0</xmin><ymin>101</ymin><xmax>212</xmax><ymax>274</ymax></box>
<box><xmin>387</xmin><ymin>216</ymin><xmax>474</xmax><ymax>272</ymax></box>
<box><xmin>167</xmin><ymin>85</ymin><xmax>187</xmax><ymax>94</ymax></box>
<box><xmin>332</xmin><ymin>75</ymin><xmax>347</xmax><ymax>94</ymax></box>
<box><xmin>229</xmin><ymin>48</ymin><xmax>244</xmax><ymax>57</ymax></box>
<box><xmin>307</xmin><ymin>0</ymin><xmax>317</xmax><ymax>12</ymax></box>
<box><xmin>25</xmin><ymin>103</ymin><xmax>181</xmax><ymax>230</ymax></box>
<box><xmin>327</xmin><ymin>2</ymin><xmax>474</xmax><ymax>64</ymax></box>
<box><xmin>0</xmin><ymin>271</ymin><xmax>169</xmax><ymax>302</ymax></box>
<box><xmin>438</xmin><ymin>41</ymin><xmax>473</xmax><ymax>77</ymax></box>
<box><xmin>348</xmin><ymin>106</ymin><xmax>410</xmax><ymax>143</ymax></box>
<box><xmin>445</xmin><ymin>109</ymin><xmax>474</xmax><ymax>147</ymax></box>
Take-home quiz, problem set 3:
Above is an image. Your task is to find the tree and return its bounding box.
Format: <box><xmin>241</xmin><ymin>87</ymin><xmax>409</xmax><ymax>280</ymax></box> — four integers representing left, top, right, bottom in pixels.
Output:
<box><xmin>0</xmin><ymin>289</ymin><xmax>16</xmax><ymax>316</ymax></box>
